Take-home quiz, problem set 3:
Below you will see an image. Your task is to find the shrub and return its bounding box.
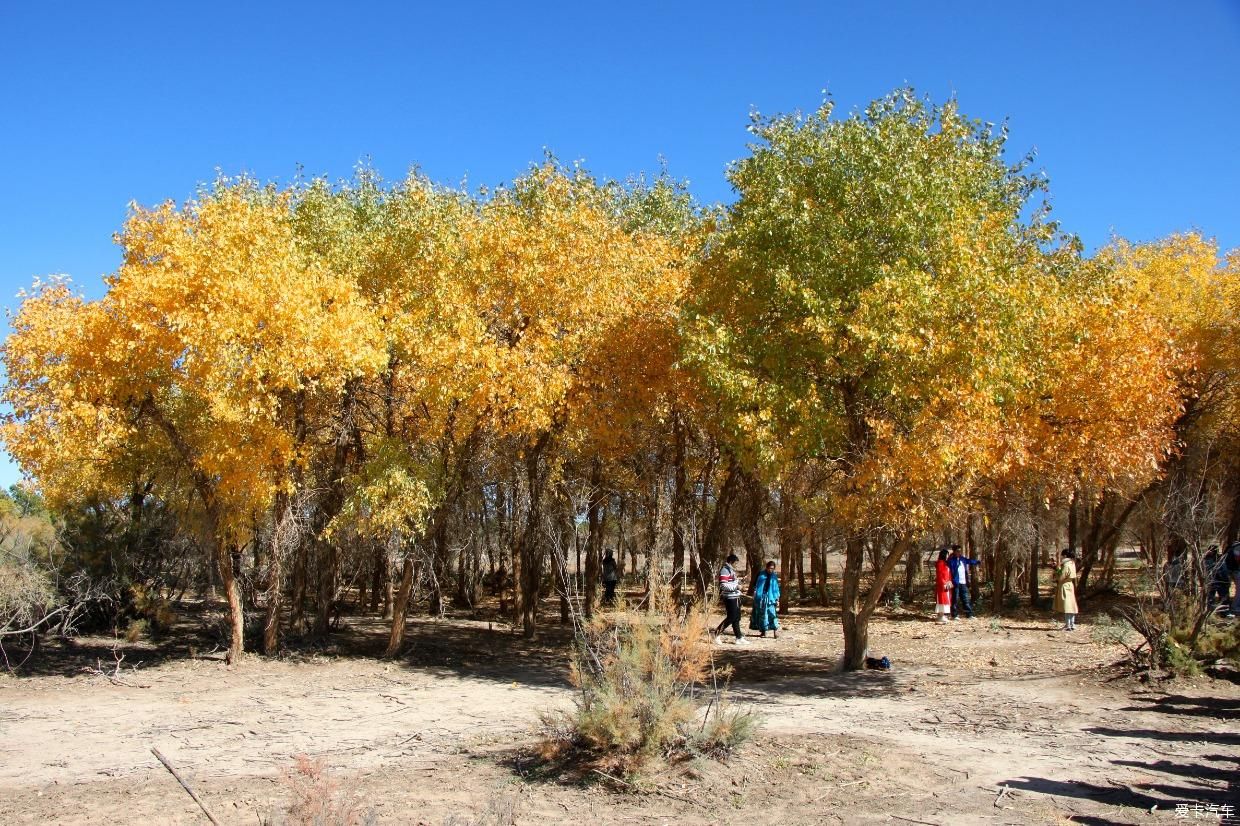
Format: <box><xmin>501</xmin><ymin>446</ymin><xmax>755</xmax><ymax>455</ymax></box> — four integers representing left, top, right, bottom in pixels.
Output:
<box><xmin>1160</xmin><ymin>636</ymin><xmax>1201</xmax><ymax>678</ymax></box>
<box><xmin>693</xmin><ymin>702</ymin><xmax>759</xmax><ymax>758</ymax></box>
<box><xmin>0</xmin><ymin>552</ymin><xmax>55</xmax><ymax>635</ymax></box>
<box><xmin>545</xmin><ymin>597</ymin><xmax>758</xmax><ymax>774</ymax></box>
<box><xmin>1193</xmin><ymin>620</ymin><xmax>1240</xmax><ymax>663</ymax></box>
<box><xmin>129</xmin><ymin>582</ymin><xmax>176</xmax><ymax>634</ymax></box>
<box><xmin>264</xmin><ymin>755</ymin><xmax>376</xmax><ymax>826</ymax></box>
<box><xmin>1090</xmin><ymin>612</ymin><xmax>1134</xmax><ymax>647</ymax></box>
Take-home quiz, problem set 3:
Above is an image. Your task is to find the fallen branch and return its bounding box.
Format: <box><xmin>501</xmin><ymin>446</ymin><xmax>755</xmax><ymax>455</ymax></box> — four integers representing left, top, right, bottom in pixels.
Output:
<box><xmin>151</xmin><ymin>747</ymin><xmax>220</xmax><ymax>825</ymax></box>
<box><xmin>889</xmin><ymin>815</ymin><xmax>940</xmax><ymax>826</ymax></box>
<box><xmin>82</xmin><ymin>645</ymin><xmax>151</xmax><ymax>688</ymax></box>
<box><xmin>993</xmin><ymin>784</ymin><xmax>1010</xmax><ymax>808</ymax></box>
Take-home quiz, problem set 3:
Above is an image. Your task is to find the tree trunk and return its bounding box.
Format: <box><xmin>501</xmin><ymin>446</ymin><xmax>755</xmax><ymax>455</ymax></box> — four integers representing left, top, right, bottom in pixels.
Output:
<box><xmin>262</xmin><ymin>548</ymin><xmax>282</xmax><ymax>656</ymax></box>
<box><xmin>671</xmin><ymin>410</ymin><xmax>689</xmax><ymax>599</ymax></box>
<box><xmin>841</xmin><ymin>536</ymin><xmax>867</xmax><ymax>670</ymax></box>
<box><xmin>554</xmin><ymin>494</ymin><xmax>572</xmax><ymax>624</ymax></box>
<box><xmin>796</xmin><ymin>527</ymin><xmax>807</xmax><ymax>601</ymax></box>
<box><xmin>740</xmin><ymin>471</ymin><xmax>764</xmax><ymax>596</ymax></box>
<box><xmin>991</xmin><ymin>536</ymin><xmax>1008</xmax><ymax>615</ymax></box>
<box><xmin>515</xmin><ymin>433</ymin><xmax>551</xmax><ymax>638</ymax></box>
<box><xmin>812</xmin><ymin>528</ymin><xmax>829</xmax><ymax>606</ymax></box>
<box><xmin>841</xmin><ymin>535</ymin><xmax>911</xmax><ymax>670</ymax></box>
<box><xmin>262</xmin><ymin>493</ymin><xmax>286</xmax><ymax>656</ymax></box>
<box><xmin>219</xmin><ymin>544</ymin><xmax>246</xmax><ymax>664</ymax></box>
<box><xmin>698</xmin><ymin>460</ymin><xmax>741</xmax><ymax>596</ymax></box>
<box><xmin>777</xmin><ymin>490</ymin><xmax>798</xmax><ymax>615</ymax></box>
<box><xmin>291</xmin><ymin>540</ymin><xmax>308</xmax><ymax>633</ymax></box>
<box><xmin>384</xmin><ymin>555</ymin><xmax>415</xmax><ymax>658</ymax></box>
<box><xmin>311</xmin><ymin>384</ymin><xmax>362</xmax><ymax>636</ymax></box>
<box><xmin>584</xmin><ymin>458</ymin><xmax>604</xmax><ymax>618</ymax></box>
<box><xmin>313</xmin><ymin>540</ymin><xmax>339</xmax><ymax>636</ymax></box>
<box><xmin>644</xmin><ymin>467</ymin><xmax>663</xmax><ymax>614</ymax></box>
<box><xmin>966</xmin><ymin>514</ymin><xmax>980</xmax><ymax>607</ymax></box>
<box><xmin>369</xmin><ymin>545</ymin><xmax>385</xmax><ymax>614</ymax></box>
<box><xmin>427</xmin><ymin>517</ymin><xmax>448</xmax><ymax>615</ymax></box>
<box><xmin>903</xmin><ymin>544</ymin><xmax>918</xmax><ymax>601</ymax></box>
<box><xmin>1029</xmin><ymin>504</ymin><xmax>1042</xmax><ymax>609</ymax></box>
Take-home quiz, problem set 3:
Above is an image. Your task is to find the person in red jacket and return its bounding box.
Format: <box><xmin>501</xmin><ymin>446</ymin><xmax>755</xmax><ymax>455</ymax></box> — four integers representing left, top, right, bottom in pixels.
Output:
<box><xmin>934</xmin><ymin>548</ymin><xmax>952</xmax><ymax>624</ymax></box>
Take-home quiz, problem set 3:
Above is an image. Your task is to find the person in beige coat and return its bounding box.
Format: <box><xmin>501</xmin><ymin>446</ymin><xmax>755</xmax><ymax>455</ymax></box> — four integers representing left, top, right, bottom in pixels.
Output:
<box><xmin>1054</xmin><ymin>548</ymin><xmax>1079</xmax><ymax>631</ymax></box>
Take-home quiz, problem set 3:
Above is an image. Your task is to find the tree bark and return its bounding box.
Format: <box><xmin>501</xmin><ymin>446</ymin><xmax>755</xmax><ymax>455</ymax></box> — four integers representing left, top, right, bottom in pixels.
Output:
<box><xmin>670</xmin><ymin>410</ymin><xmax>689</xmax><ymax>599</ymax></box>
<box><xmin>841</xmin><ymin>535</ymin><xmax>910</xmax><ymax>670</ymax></box>
<box><xmin>1029</xmin><ymin>503</ymin><xmax>1042</xmax><ymax>609</ymax></box>
<box><xmin>584</xmin><ymin>457</ymin><xmax>604</xmax><ymax>618</ymax></box>
<box><xmin>811</xmin><ymin>527</ymin><xmax>829</xmax><ymax>606</ymax></box>
<box><xmin>312</xmin><ymin>382</ymin><xmax>362</xmax><ymax>637</ymax></box>
<box><xmin>698</xmin><ymin>460</ymin><xmax>741</xmax><ymax>596</ymax></box>
<box><xmin>515</xmin><ymin>433</ymin><xmax>552</xmax><ymax>638</ymax></box>
<box><xmin>740</xmin><ymin>471</ymin><xmax>765</xmax><ymax>596</ymax></box>
<box><xmin>384</xmin><ymin>555</ymin><xmax>415</xmax><ymax>658</ymax></box>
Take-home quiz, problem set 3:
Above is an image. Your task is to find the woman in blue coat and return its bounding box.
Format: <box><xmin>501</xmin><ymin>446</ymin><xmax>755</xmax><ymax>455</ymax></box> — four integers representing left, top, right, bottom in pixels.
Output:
<box><xmin>750</xmin><ymin>560</ymin><xmax>781</xmax><ymax>638</ymax></box>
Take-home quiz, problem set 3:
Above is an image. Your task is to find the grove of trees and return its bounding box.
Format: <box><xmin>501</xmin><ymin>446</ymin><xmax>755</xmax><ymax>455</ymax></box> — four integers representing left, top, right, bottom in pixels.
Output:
<box><xmin>4</xmin><ymin>90</ymin><xmax>1238</xmax><ymax>669</ymax></box>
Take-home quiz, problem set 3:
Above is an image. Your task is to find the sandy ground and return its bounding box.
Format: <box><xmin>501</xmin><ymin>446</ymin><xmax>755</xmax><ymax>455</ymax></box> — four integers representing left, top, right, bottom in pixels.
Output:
<box><xmin>1</xmin><ymin>606</ymin><xmax>1236</xmax><ymax>825</ymax></box>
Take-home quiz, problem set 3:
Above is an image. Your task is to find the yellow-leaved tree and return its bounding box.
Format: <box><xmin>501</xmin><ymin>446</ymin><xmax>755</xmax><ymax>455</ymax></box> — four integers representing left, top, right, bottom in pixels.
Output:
<box><xmin>3</xmin><ymin>179</ymin><xmax>386</xmax><ymax>661</ymax></box>
<box><xmin>685</xmin><ymin>91</ymin><xmax>1078</xmax><ymax>668</ymax></box>
<box><xmin>468</xmin><ymin>163</ymin><xmax>689</xmax><ymax>637</ymax></box>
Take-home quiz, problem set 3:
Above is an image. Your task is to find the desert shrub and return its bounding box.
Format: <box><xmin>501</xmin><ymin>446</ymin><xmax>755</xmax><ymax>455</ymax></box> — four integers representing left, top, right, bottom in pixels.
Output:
<box><xmin>693</xmin><ymin>702</ymin><xmax>759</xmax><ymax>758</ymax></box>
<box><xmin>545</xmin><ymin>599</ymin><xmax>758</xmax><ymax>774</ymax></box>
<box><xmin>1090</xmin><ymin>612</ymin><xmax>1134</xmax><ymax>647</ymax></box>
<box><xmin>1192</xmin><ymin>620</ymin><xmax>1240</xmax><ymax>663</ymax></box>
<box><xmin>129</xmin><ymin>582</ymin><xmax>176</xmax><ymax>634</ymax></box>
<box><xmin>0</xmin><ymin>551</ymin><xmax>56</xmax><ymax>635</ymax></box>
<box><xmin>264</xmin><ymin>755</ymin><xmax>376</xmax><ymax>826</ymax></box>
<box><xmin>124</xmin><ymin>618</ymin><xmax>148</xmax><ymax>643</ymax></box>
<box><xmin>1159</xmin><ymin>636</ymin><xmax>1201</xmax><ymax>677</ymax></box>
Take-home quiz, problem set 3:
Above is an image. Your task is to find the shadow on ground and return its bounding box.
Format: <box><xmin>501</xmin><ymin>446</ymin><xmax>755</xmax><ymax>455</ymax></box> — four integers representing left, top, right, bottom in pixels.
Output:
<box><xmin>1117</xmin><ymin>694</ymin><xmax>1240</xmax><ymax>721</ymax></box>
<box><xmin>1003</xmin><ymin>713</ymin><xmax>1238</xmax><ymax>821</ymax></box>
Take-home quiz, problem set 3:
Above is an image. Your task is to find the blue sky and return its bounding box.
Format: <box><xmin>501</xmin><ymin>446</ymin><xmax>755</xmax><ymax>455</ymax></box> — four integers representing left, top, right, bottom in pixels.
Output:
<box><xmin>1</xmin><ymin>0</ymin><xmax>1238</xmax><ymax>489</ymax></box>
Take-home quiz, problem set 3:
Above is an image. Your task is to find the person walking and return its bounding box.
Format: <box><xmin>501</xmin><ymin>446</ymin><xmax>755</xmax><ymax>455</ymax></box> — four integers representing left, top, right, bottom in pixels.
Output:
<box><xmin>1054</xmin><ymin>548</ymin><xmax>1079</xmax><ymax>631</ymax></box>
<box><xmin>934</xmin><ymin>548</ymin><xmax>952</xmax><ymax>623</ymax></box>
<box><xmin>750</xmin><ymin>560</ymin><xmax>781</xmax><ymax>638</ymax></box>
<box><xmin>714</xmin><ymin>554</ymin><xmax>747</xmax><ymax>645</ymax></box>
<box><xmin>601</xmin><ymin>549</ymin><xmax>619</xmax><ymax>606</ymax></box>
<box><xmin>947</xmin><ymin>545</ymin><xmax>979</xmax><ymax>619</ymax></box>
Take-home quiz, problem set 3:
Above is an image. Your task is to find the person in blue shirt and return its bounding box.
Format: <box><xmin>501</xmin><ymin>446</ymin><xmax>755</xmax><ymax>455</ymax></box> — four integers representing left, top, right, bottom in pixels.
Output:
<box><xmin>749</xmin><ymin>560</ymin><xmax>781</xmax><ymax>638</ymax></box>
<box><xmin>947</xmin><ymin>544</ymin><xmax>980</xmax><ymax>619</ymax></box>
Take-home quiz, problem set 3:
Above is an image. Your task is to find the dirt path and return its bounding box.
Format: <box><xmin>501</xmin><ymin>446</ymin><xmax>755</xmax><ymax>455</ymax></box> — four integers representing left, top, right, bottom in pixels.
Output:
<box><xmin>1</xmin><ymin>611</ymin><xmax>1235</xmax><ymax>825</ymax></box>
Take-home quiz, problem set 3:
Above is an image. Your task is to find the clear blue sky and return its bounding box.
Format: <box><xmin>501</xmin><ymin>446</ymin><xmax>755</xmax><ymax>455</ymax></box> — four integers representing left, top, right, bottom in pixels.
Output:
<box><xmin>2</xmin><ymin>0</ymin><xmax>1238</xmax><ymax>489</ymax></box>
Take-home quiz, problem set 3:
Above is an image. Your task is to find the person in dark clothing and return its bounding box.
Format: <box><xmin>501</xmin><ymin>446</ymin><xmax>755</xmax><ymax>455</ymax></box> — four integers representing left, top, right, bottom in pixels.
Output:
<box><xmin>1203</xmin><ymin>546</ymin><xmax>1229</xmax><ymax>612</ymax></box>
<box><xmin>947</xmin><ymin>544</ymin><xmax>979</xmax><ymax>619</ymax></box>
<box><xmin>601</xmin><ymin>550</ymin><xmax>619</xmax><ymax>605</ymax></box>
<box><xmin>714</xmin><ymin>554</ymin><xmax>748</xmax><ymax>645</ymax></box>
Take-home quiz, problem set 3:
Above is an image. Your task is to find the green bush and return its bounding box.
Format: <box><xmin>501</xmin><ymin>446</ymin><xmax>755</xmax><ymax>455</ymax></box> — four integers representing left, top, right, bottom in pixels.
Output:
<box><xmin>1160</xmin><ymin>637</ymin><xmax>1201</xmax><ymax>678</ymax></box>
<box><xmin>1090</xmin><ymin>612</ymin><xmax>1134</xmax><ymax>647</ymax></box>
<box><xmin>1193</xmin><ymin>621</ymin><xmax>1240</xmax><ymax>663</ymax></box>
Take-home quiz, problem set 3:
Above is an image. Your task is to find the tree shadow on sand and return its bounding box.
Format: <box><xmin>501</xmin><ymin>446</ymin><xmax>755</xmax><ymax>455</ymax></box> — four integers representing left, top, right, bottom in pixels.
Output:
<box><xmin>1117</xmin><ymin>694</ymin><xmax>1240</xmax><ymax>721</ymax></box>
<box><xmin>1002</xmin><ymin>720</ymin><xmax>1238</xmax><ymax>823</ymax></box>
